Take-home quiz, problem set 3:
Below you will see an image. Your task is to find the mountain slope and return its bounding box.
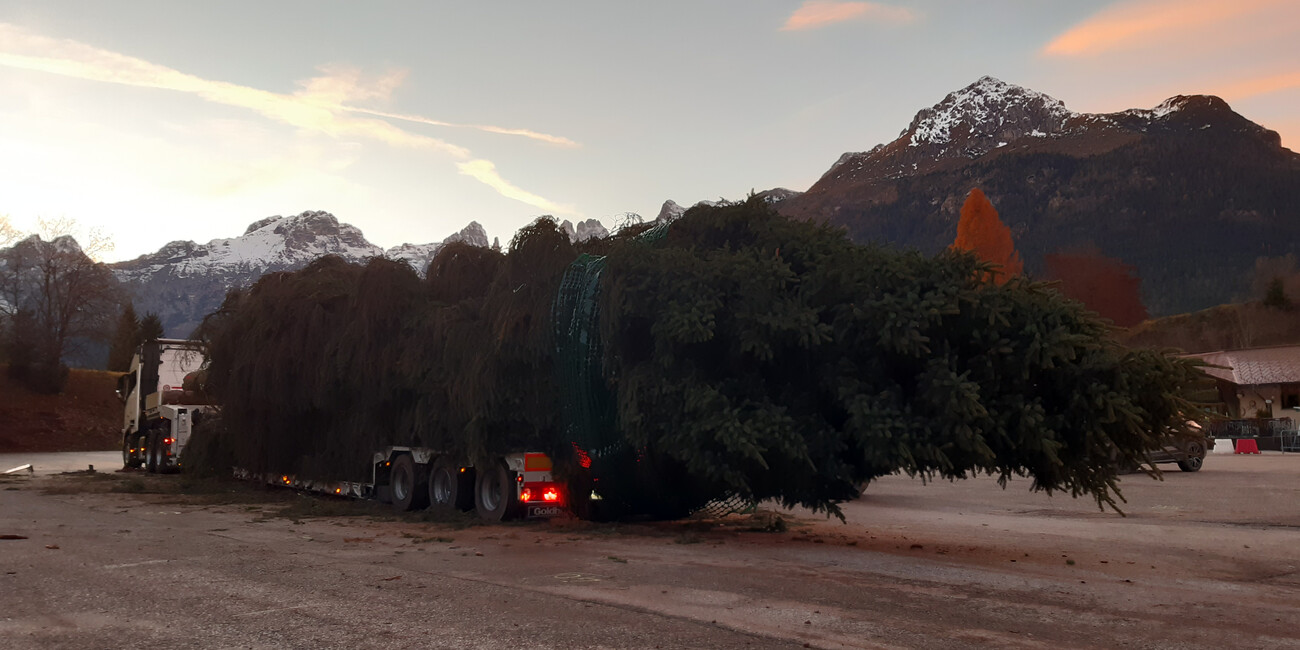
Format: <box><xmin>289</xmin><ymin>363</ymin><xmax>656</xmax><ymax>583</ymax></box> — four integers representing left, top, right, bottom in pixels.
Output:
<box><xmin>780</xmin><ymin>77</ymin><xmax>1300</xmax><ymax>316</ymax></box>
<box><xmin>109</xmin><ymin>212</ymin><xmax>612</xmax><ymax>338</ymax></box>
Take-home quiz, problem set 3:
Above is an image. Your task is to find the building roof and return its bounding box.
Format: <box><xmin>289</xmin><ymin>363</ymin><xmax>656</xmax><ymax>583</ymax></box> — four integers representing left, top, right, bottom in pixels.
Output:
<box><xmin>1187</xmin><ymin>345</ymin><xmax>1300</xmax><ymax>386</ymax></box>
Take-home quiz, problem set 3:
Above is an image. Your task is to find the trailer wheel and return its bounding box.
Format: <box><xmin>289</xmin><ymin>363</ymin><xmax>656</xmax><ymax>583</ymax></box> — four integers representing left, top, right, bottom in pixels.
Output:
<box><xmin>474</xmin><ymin>461</ymin><xmax>516</xmax><ymax>521</ymax></box>
<box><xmin>428</xmin><ymin>457</ymin><xmax>470</xmax><ymax>512</ymax></box>
<box><xmin>389</xmin><ymin>454</ymin><xmax>427</xmax><ymax>511</ymax></box>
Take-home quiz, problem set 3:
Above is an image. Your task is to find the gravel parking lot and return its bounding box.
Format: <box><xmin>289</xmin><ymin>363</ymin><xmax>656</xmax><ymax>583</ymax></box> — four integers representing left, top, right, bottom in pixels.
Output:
<box><xmin>2</xmin><ymin>452</ymin><xmax>1298</xmax><ymax>649</ymax></box>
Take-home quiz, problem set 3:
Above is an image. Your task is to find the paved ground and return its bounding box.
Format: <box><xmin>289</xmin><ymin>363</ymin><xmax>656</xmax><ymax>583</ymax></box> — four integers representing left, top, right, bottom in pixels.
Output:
<box><xmin>2</xmin><ymin>453</ymin><xmax>1299</xmax><ymax>649</ymax></box>
<box><xmin>0</xmin><ymin>451</ymin><xmax>120</xmax><ymax>476</ymax></box>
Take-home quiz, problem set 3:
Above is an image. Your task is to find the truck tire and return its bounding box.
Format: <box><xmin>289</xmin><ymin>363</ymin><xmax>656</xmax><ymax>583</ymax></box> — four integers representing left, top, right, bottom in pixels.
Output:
<box><xmin>145</xmin><ymin>430</ymin><xmax>160</xmax><ymax>474</ymax></box>
<box><xmin>428</xmin><ymin>457</ymin><xmax>471</xmax><ymax>512</ymax></box>
<box><xmin>122</xmin><ymin>433</ymin><xmax>142</xmax><ymax>470</ymax></box>
<box><xmin>474</xmin><ymin>461</ymin><xmax>516</xmax><ymax>521</ymax></box>
<box><xmin>389</xmin><ymin>454</ymin><xmax>428</xmax><ymax>511</ymax></box>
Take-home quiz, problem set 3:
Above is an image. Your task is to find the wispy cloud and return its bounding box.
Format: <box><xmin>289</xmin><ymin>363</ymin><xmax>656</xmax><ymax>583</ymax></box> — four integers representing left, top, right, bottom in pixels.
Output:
<box><xmin>1043</xmin><ymin>0</ymin><xmax>1287</xmax><ymax>56</ymax></box>
<box><xmin>457</xmin><ymin>160</ymin><xmax>578</xmax><ymax>216</ymax></box>
<box><xmin>1213</xmin><ymin>71</ymin><xmax>1300</xmax><ymax>102</ymax></box>
<box><xmin>0</xmin><ymin>23</ymin><xmax>577</xmax><ymax>213</ymax></box>
<box><xmin>342</xmin><ymin>106</ymin><xmax>580</xmax><ymax>148</ymax></box>
<box><xmin>781</xmin><ymin>1</ymin><xmax>916</xmax><ymax>32</ymax></box>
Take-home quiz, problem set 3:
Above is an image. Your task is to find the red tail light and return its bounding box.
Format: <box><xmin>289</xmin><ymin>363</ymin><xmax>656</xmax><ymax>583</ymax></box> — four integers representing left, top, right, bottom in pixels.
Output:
<box><xmin>542</xmin><ymin>488</ymin><xmax>559</xmax><ymax>502</ymax></box>
<box><xmin>520</xmin><ymin>488</ymin><xmax>533</xmax><ymax>502</ymax></box>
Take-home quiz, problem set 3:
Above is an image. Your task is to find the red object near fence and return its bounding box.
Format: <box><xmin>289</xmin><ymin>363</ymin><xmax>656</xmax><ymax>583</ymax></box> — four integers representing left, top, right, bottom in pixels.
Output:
<box><xmin>1235</xmin><ymin>439</ymin><xmax>1261</xmax><ymax>454</ymax></box>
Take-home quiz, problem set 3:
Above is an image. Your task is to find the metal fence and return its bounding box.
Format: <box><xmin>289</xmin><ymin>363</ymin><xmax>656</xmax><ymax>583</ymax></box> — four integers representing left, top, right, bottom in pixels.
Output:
<box><xmin>1209</xmin><ymin>418</ymin><xmax>1300</xmax><ymax>452</ymax></box>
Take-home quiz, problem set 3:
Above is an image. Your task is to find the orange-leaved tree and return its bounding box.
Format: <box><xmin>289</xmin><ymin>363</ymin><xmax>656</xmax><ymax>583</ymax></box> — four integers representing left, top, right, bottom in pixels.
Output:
<box><xmin>1044</xmin><ymin>246</ymin><xmax>1148</xmax><ymax>328</ymax></box>
<box><xmin>951</xmin><ymin>188</ymin><xmax>1022</xmax><ymax>285</ymax></box>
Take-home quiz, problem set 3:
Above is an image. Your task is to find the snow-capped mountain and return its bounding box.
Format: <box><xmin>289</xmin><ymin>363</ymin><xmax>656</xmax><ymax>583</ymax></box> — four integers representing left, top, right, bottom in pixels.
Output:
<box><xmin>656</xmin><ymin>200</ymin><xmax>688</xmax><ymax>223</ymax></box>
<box><xmin>780</xmin><ymin>75</ymin><xmax>1297</xmax><ymax>317</ymax></box>
<box><xmin>113</xmin><ymin>211</ymin><xmax>383</xmax><ymax>285</ymax></box>
<box><xmin>109</xmin><ymin>211</ymin><xmax>625</xmax><ymax>338</ymax></box>
<box><xmin>814</xmin><ymin>76</ymin><xmax>1281</xmax><ymax>187</ymax></box>
<box><xmin>111</xmin><ymin>211</ymin><xmax>493</xmax><ymax>338</ymax></box>
<box><xmin>384</xmin><ymin>221</ymin><xmax>491</xmax><ymax>273</ymax></box>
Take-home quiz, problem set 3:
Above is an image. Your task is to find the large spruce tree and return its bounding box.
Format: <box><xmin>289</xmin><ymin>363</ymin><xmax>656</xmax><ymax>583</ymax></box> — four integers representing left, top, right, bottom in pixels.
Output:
<box><xmin>191</xmin><ymin>199</ymin><xmax>1208</xmax><ymax>518</ymax></box>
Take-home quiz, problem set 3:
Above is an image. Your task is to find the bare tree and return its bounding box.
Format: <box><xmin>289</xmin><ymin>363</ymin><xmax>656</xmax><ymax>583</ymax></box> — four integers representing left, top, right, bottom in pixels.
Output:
<box><xmin>0</xmin><ymin>214</ymin><xmax>19</xmax><ymax>247</ymax></box>
<box><xmin>1</xmin><ymin>218</ymin><xmax>120</xmax><ymax>391</ymax></box>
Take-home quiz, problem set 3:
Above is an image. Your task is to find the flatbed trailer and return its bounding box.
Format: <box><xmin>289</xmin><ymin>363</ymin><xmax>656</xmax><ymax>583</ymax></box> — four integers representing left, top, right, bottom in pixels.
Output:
<box><xmin>237</xmin><ymin>446</ymin><xmax>565</xmax><ymax>521</ymax></box>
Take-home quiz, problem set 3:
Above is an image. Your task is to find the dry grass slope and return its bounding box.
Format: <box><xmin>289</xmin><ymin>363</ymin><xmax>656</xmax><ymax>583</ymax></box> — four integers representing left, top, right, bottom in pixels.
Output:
<box><xmin>0</xmin><ymin>366</ymin><xmax>121</xmax><ymax>452</ymax></box>
<box><xmin>1121</xmin><ymin>302</ymin><xmax>1300</xmax><ymax>354</ymax></box>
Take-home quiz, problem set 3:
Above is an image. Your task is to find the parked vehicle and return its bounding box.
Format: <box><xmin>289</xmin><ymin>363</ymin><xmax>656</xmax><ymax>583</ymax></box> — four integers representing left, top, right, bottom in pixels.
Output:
<box><xmin>1147</xmin><ymin>433</ymin><xmax>1213</xmax><ymax>472</ymax></box>
<box><xmin>116</xmin><ymin>339</ymin><xmax>210</xmax><ymax>473</ymax></box>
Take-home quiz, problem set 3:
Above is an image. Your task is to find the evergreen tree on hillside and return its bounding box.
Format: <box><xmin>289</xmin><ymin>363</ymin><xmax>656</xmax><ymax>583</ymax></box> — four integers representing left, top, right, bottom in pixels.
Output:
<box><xmin>951</xmin><ymin>188</ymin><xmax>1023</xmax><ymax>285</ymax></box>
<box><xmin>106</xmin><ymin>303</ymin><xmax>140</xmax><ymax>371</ymax></box>
<box><xmin>139</xmin><ymin>312</ymin><xmax>165</xmax><ymax>343</ymax></box>
<box><xmin>1263</xmin><ymin>277</ymin><xmax>1291</xmax><ymax>309</ymax></box>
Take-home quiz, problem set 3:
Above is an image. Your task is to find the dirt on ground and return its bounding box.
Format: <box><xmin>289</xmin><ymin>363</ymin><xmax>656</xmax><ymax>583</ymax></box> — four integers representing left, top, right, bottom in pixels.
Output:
<box><xmin>0</xmin><ymin>366</ymin><xmax>121</xmax><ymax>453</ymax></box>
<box><xmin>2</xmin><ymin>453</ymin><xmax>1299</xmax><ymax>649</ymax></box>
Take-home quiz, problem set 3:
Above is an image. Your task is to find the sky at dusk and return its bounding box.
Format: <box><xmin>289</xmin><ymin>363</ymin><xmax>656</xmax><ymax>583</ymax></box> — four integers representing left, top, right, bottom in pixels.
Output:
<box><xmin>1</xmin><ymin>0</ymin><xmax>1297</xmax><ymax>262</ymax></box>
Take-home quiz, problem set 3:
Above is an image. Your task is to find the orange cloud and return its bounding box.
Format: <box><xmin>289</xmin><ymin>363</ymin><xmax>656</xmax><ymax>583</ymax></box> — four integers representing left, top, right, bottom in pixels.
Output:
<box><xmin>781</xmin><ymin>1</ymin><xmax>916</xmax><ymax>31</ymax></box>
<box><xmin>1214</xmin><ymin>71</ymin><xmax>1300</xmax><ymax>102</ymax></box>
<box><xmin>1044</xmin><ymin>0</ymin><xmax>1287</xmax><ymax>56</ymax></box>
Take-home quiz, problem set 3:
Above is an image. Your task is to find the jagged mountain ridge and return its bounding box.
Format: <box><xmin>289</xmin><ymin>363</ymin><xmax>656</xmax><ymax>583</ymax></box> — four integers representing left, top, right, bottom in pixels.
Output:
<box><xmin>110</xmin><ymin>212</ymin><xmax>591</xmax><ymax>338</ymax></box>
<box><xmin>780</xmin><ymin>76</ymin><xmax>1299</xmax><ymax>316</ymax></box>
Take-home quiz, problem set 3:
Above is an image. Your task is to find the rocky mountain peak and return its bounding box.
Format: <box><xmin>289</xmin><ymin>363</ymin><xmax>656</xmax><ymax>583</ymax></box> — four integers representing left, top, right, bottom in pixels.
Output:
<box><xmin>559</xmin><ymin>219</ymin><xmax>610</xmax><ymax>242</ymax></box>
<box><xmin>656</xmin><ymin>200</ymin><xmax>687</xmax><ymax>223</ymax></box>
<box><xmin>446</xmin><ymin>221</ymin><xmax>490</xmax><ymax>248</ymax></box>
<box><xmin>902</xmin><ymin>76</ymin><xmax>1076</xmax><ymax>156</ymax></box>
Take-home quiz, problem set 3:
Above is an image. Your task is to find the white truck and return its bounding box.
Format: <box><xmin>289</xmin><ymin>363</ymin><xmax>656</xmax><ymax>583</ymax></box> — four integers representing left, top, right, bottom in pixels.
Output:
<box><xmin>117</xmin><ymin>339</ymin><xmax>210</xmax><ymax>473</ymax></box>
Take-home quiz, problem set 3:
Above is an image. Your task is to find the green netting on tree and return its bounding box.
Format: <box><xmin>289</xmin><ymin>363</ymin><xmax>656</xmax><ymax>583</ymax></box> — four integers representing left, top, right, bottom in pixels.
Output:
<box><xmin>553</xmin><ymin>253</ymin><xmax>621</xmax><ymax>457</ymax></box>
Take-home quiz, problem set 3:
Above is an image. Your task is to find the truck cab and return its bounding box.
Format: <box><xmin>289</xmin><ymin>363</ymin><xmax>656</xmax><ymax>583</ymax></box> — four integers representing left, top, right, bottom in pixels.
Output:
<box><xmin>118</xmin><ymin>339</ymin><xmax>209</xmax><ymax>473</ymax></box>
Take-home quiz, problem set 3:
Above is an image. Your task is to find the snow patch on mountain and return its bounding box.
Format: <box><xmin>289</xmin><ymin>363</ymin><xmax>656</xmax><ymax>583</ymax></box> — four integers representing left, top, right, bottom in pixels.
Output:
<box><xmin>1121</xmin><ymin>96</ymin><xmax>1189</xmax><ymax>121</ymax></box>
<box><xmin>113</xmin><ymin>211</ymin><xmax>382</xmax><ymax>284</ymax></box>
<box><xmin>385</xmin><ymin>221</ymin><xmax>491</xmax><ymax>273</ymax></box>
<box><xmin>905</xmin><ymin>76</ymin><xmax>1076</xmax><ymax>150</ymax></box>
<box><xmin>656</xmin><ymin>200</ymin><xmax>687</xmax><ymax>223</ymax></box>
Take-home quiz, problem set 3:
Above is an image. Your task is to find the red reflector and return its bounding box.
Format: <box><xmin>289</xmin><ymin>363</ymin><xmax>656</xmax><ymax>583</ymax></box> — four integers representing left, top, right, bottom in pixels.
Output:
<box><xmin>572</xmin><ymin>443</ymin><xmax>592</xmax><ymax>469</ymax></box>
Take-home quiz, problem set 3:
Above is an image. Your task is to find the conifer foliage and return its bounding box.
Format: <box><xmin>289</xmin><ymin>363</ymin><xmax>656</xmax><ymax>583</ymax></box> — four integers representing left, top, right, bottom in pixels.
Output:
<box><xmin>951</xmin><ymin>188</ymin><xmax>1022</xmax><ymax>284</ymax></box>
<box><xmin>106</xmin><ymin>304</ymin><xmax>140</xmax><ymax>371</ymax></box>
<box><xmin>193</xmin><ymin>201</ymin><xmax>1207</xmax><ymax>518</ymax></box>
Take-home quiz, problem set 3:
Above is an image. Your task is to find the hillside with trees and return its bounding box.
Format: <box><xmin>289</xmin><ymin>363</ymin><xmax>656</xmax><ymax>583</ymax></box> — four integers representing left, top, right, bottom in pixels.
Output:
<box><xmin>780</xmin><ymin>78</ymin><xmax>1300</xmax><ymax>317</ymax></box>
